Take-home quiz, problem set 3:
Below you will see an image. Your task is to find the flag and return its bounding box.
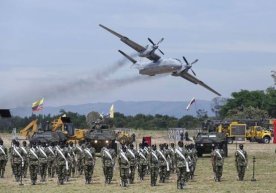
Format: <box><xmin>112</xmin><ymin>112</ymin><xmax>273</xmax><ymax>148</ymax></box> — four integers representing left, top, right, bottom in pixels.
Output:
<box><xmin>32</xmin><ymin>98</ymin><xmax>44</xmax><ymax>112</ymax></box>
<box><xmin>109</xmin><ymin>104</ymin><xmax>114</xmax><ymax>118</ymax></box>
<box><xmin>186</xmin><ymin>97</ymin><xmax>195</xmax><ymax>111</ymax></box>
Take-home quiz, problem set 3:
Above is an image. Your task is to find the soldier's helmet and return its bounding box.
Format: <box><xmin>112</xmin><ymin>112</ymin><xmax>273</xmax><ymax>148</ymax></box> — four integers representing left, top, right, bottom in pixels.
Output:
<box><xmin>239</xmin><ymin>144</ymin><xmax>244</xmax><ymax>149</ymax></box>
<box><xmin>139</xmin><ymin>143</ymin><xmax>143</xmax><ymax>148</ymax></box>
<box><xmin>152</xmin><ymin>144</ymin><xmax>157</xmax><ymax>150</ymax></box>
<box><xmin>129</xmin><ymin>143</ymin><xmax>134</xmax><ymax>148</ymax></box>
<box><xmin>178</xmin><ymin>141</ymin><xmax>183</xmax><ymax>147</ymax></box>
<box><xmin>170</xmin><ymin>143</ymin><xmax>175</xmax><ymax>147</ymax></box>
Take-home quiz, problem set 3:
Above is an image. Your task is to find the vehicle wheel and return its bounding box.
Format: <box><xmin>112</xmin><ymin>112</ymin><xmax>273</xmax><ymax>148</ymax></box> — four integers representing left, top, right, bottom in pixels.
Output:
<box><xmin>263</xmin><ymin>137</ymin><xmax>270</xmax><ymax>144</ymax></box>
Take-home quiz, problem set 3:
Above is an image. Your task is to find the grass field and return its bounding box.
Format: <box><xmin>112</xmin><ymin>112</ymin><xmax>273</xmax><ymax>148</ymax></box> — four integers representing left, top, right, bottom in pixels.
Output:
<box><xmin>1</xmin><ymin>131</ymin><xmax>276</xmax><ymax>193</ymax></box>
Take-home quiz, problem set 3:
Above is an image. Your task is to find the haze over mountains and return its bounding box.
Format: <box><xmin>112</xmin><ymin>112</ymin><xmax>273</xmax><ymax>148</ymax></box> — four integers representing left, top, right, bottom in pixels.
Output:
<box><xmin>10</xmin><ymin>100</ymin><xmax>214</xmax><ymax>118</ymax></box>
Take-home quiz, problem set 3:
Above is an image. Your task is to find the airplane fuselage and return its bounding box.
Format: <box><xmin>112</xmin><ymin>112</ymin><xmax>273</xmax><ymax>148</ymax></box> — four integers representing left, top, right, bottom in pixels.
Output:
<box><xmin>137</xmin><ymin>58</ymin><xmax>182</xmax><ymax>76</ymax></box>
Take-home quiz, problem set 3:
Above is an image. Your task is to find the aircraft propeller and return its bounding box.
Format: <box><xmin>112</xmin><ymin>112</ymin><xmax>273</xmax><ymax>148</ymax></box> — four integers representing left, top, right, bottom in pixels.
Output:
<box><xmin>148</xmin><ymin>37</ymin><xmax>165</xmax><ymax>55</ymax></box>
<box><xmin>183</xmin><ymin>56</ymin><xmax>198</xmax><ymax>76</ymax></box>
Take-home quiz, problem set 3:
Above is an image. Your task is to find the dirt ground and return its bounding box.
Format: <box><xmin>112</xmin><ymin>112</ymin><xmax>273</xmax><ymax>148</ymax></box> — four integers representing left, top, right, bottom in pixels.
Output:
<box><xmin>1</xmin><ymin>131</ymin><xmax>276</xmax><ymax>193</ymax></box>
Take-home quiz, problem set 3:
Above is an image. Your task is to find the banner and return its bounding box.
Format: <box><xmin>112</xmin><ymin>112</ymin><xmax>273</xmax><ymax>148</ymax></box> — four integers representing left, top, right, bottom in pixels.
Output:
<box><xmin>186</xmin><ymin>97</ymin><xmax>195</xmax><ymax>111</ymax></box>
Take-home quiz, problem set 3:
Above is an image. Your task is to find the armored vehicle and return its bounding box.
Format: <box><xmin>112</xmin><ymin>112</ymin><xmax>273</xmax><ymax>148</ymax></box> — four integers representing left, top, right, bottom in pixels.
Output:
<box><xmin>195</xmin><ymin>132</ymin><xmax>228</xmax><ymax>157</ymax></box>
<box><xmin>85</xmin><ymin>112</ymin><xmax>117</xmax><ymax>153</ymax></box>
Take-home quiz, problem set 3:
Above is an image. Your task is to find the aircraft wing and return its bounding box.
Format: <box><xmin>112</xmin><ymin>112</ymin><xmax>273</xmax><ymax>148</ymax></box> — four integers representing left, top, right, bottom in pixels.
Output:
<box><xmin>179</xmin><ymin>72</ymin><xmax>221</xmax><ymax>96</ymax></box>
<box><xmin>99</xmin><ymin>24</ymin><xmax>160</xmax><ymax>61</ymax></box>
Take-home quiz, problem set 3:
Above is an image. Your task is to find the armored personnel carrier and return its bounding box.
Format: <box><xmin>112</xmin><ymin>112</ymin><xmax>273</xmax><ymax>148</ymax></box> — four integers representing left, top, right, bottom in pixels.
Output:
<box><xmin>85</xmin><ymin>112</ymin><xmax>117</xmax><ymax>153</ymax></box>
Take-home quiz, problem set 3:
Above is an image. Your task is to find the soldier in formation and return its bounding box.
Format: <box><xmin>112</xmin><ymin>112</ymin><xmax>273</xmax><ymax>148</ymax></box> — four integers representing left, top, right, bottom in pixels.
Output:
<box><xmin>38</xmin><ymin>142</ymin><xmax>48</xmax><ymax>182</ymax></box>
<box><xmin>68</xmin><ymin>141</ymin><xmax>76</xmax><ymax>178</ymax></box>
<box><xmin>83</xmin><ymin>142</ymin><xmax>96</xmax><ymax>184</ymax></box>
<box><xmin>10</xmin><ymin>140</ymin><xmax>24</xmax><ymax>182</ymax></box>
<box><xmin>118</xmin><ymin>145</ymin><xmax>130</xmax><ymax>187</ymax></box>
<box><xmin>101</xmin><ymin>143</ymin><xmax>116</xmax><ymax>184</ymax></box>
<box><xmin>137</xmin><ymin>143</ymin><xmax>148</xmax><ymax>181</ymax></box>
<box><xmin>28</xmin><ymin>141</ymin><xmax>39</xmax><ymax>185</ymax></box>
<box><xmin>126</xmin><ymin>143</ymin><xmax>137</xmax><ymax>184</ymax></box>
<box><xmin>211</xmin><ymin>144</ymin><xmax>224</xmax><ymax>182</ymax></box>
<box><xmin>75</xmin><ymin>141</ymin><xmax>84</xmax><ymax>176</ymax></box>
<box><xmin>46</xmin><ymin>142</ymin><xmax>56</xmax><ymax>178</ymax></box>
<box><xmin>0</xmin><ymin>139</ymin><xmax>8</xmax><ymax>178</ymax></box>
<box><xmin>157</xmin><ymin>143</ymin><xmax>169</xmax><ymax>183</ymax></box>
<box><xmin>55</xmin><ymin>141</ymin><xmax>68</xmax><ymax>185</ymax></box>
<box><xmin>149</xmin><ymin>144</ymin><xmax>159</xmax><ymax>186</ymax></box>
<box><xmin>21</xmin><ymin>141</ymin><xmax>28</xmax><ymax>178</ymax></box>
<box><xmin>187</xmin><ymin>144</ymin><xmax>197</xmax><ymax>180</ymax></box>
<box><xmin>235</xmin><ymin>144</ymin><xmax>248</xmax><ymax>181</ymax></box>
<box><xmin>175</xmin><ymin>141</ymin><xmax>189</xmax><ymax>189</ymax></box>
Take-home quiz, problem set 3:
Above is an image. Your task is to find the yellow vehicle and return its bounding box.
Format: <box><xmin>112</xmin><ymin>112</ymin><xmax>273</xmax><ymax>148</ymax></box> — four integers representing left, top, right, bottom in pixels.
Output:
<box><xmin>246</xmin><ymin>125</ymin><xmax>271</xmax><ymax>144</ymax></box>
<box><xmin>51</xmin><ymin>116</ymin><xmax>86</xmax><ymax>142</ymax></box>
<box><xmin>19</xmin><ymin>119</ymin><xmax>38</xmax><ymax>139</ymax></box>
<box><xmin>115</xmin><ymin>128</ymin><xmax>135</xmax><ymax>145</ymax></box>
<box><xmin>216</xmin><ymin>121</ymin><xmax>247</xmax><ymax>144</ymax></box>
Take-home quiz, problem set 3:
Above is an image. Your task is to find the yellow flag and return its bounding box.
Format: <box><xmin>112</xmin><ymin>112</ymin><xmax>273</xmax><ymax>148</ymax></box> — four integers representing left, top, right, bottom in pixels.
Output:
<box><xmin>32</xmin><ymin>98</ymin><xmax>44</xmax><ymax>112</ymax></box>
<box><xmin>109</xmin><ymin>104</ymin><xmax>114</xmax><ymax>118</ymax></box>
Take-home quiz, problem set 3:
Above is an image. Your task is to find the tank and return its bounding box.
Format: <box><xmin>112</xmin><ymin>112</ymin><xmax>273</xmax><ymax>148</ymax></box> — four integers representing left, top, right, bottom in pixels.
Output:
<box><xmin>85</xmin><ymin>112</ymin><xmax>117</xmax><ymax>153</ymax></box>
<box><xmin>195</xmin><ymin>132</ymin><xmax>228</xmax><ymax>157</ymax></box>
<box><xmin>29</xmin><ymin>121</ymin><xmax>67</xmax><ymax>144</ymax></box>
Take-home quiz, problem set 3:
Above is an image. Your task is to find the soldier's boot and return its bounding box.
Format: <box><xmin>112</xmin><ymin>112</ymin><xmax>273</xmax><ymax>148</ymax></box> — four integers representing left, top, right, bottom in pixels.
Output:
<box><xmin>218</xmin><ymin>177</ymin><xmax>221</xmax><ymax>182</ymax></box>
<box><xmin>32</xmin><ymin>180</ymin><xmax>36</xmax><ymax>185</ymax></box>
<box><xmin>1</xmin><ymin>169</ymin><xmax>4</xmax><ymax>178</ymax></box>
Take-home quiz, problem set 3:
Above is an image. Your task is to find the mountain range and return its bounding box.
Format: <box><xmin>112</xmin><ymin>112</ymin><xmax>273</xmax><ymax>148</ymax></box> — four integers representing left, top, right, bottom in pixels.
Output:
<box><xmin>10</xmin><ymin>100</ymin><xmax>214</xmax><ymax>118</ymax></box>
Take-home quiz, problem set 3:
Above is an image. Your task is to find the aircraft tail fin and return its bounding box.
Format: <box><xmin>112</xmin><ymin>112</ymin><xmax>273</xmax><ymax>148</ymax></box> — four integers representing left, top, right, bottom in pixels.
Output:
<box><xmin>118</xmin><ymin>50</ymin><xmax>137</xmax><ymax>64</ymax></box>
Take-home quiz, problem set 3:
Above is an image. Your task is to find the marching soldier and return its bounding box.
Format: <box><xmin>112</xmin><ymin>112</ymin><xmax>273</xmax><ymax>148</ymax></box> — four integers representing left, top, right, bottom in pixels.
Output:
<box><xmin>38</xmin><ymin>142</ymin><xmax>48</xmax><ymax>182</ymax></box>
<box><xmin>28</xmin><ymin>141</ymin><xmax>39</xmax><ymax>185</ymax></box>
<box><xmin>175</xmin><ymin>141</ymin><xmax>189</xmax><ymax>189</ymax></box>
<box><xmin>118</xmin><ymin>145</ymin><xmax>130</xmax><ymax>187</ymax></box>
<box><xmin>157</xmin><ymin>144</ymin><xmax>169</xmax><ymax>183</ymax></box>
<box><xmin>101</xmin><ymin>143</ymin><xmax>116</xmax><ymax>184</ymax></box>
<box><xmin>0</xmin><ymin>139</ymin><xmax>8</xmax><ymax>178</ymax></box>
<box><xmin>55</xmin><ymin>142</ymin><xmax>69</xmax><ymax>185</ymax></box>
<box><xmin>68</xmin><ymin>141</ymin><xmax>76</xmax><ymax>177</ymax></box>
<box><xmin>235</xmin><ymin>144</ymin><xmax>248</xmax><ymax>181</ymax></box>
<box><xmin>137</xmin><ymin>143</ymin><xmax>148</xmax><ymax>181</ymax></box>
<box><xmin>11</xmin><ymin>140</ymin><xmax>24</xmax><ymax>182</ymax></box>
<box><xmin>164</xmin><ymin>143</ymin><xmax>171</xmax><ymax>180</ymax></box>
<box><xmin>21</xmin><ymin>141</ymin><xmax>29</xmax><ymax>178</ymax></box>
<box><xmin>83</xmin><ymin>142</ymin><xmax>96</xmax><ymax>184</ymax></box>
<box><xmin>188</xmin><ymin>144</ymin><xmax>197</xmax><ymax>180</ymax></box>
<box><xmin>126</xmin><ymin>143</ymin><xmax>137</xmax><ymax>184</ymax></box>
<box><xmin>211</xmin><ymin>144</ymin><xmax>224</xmax><ymax>182</ymax></box>
<box><xmin>46</xmin><ymin>142</ymin><xmax>56</xmax><ymax>178</ymax></box>
<box><xmin>149</xmin><ymin>144</ymin><xmax>159</xmax><ymax>186</ymax></box>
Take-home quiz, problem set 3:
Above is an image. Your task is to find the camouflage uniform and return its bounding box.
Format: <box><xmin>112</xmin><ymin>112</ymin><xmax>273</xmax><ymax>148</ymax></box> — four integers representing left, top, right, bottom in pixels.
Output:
<box><xmin>75</xmin><ymin>144</ymin><xmax>84</xmax><ymax>175</ymax></box>
<box><xmin>188</xmin><ymin>144</ymin><xmax>197</xmax><ymax>180</ymax></box>
<box><xmin>83</xmin><ymin>145</ymin><xmax>96</xmax><ymax>184</ymax></box>
<box><xmin>235</xmin><ymin>144</ymin><xmax>248</xmax><ymax>181</ymax></box>
<box><xmin>137</xmin><ymin>145</ymin><xmax>148</xmax><ymax>181</ymax></box>
<box><xmin>68</xmin><ymin>143</ymin><xmax>76</xmax><ymax>177</ymax></box>
<box><xmin>28</xmin><ymin>144</ymin><xmax>39</xmax><ymax>185</ymax></box>
<box><xmin>21</xmin><ymin>142</ymin><xmax>29</xmax><ymax>178</ymax></box>
<box><xmin>126</xmin><ymin>145</ymin><xmax>137</xmax><ymax>184</ymax></box>
<box><xmin>46</xmin><ymin>144</ymin><xmax>56</xmax><ymax>178</ymax></box>
<box><xmin>38</xmin><ymin>145</ymin><xmax>48</xmax><ymax>182</ymax></box>
<box><xmin>175</xmin><ymin>142</ymin><xmax>188</xmax><ymax>189</ymax></box>
<box><xmin>56</xmin><ymin>145</ymin><xmax>68</xmax><ymax>185</ymax></box>
<box><xmin>0</xmin><ymin>140</ymin><xmax>8</xmax><ymax>178</ymax></box>
<box><xmin>101</xmin><ymin>146</ymin><xmax>116</xmax><ymax>184</ymax></box>
<box><xmin>149</xmin><ymin>145</ymin><xmax>159</xmax><ymax>186</ymax></box>
<box><xmin>11</xmin><ymin>142</ymin><xmax>24</xmax><ymax>182</ymax></box>
<box><xmin>118</xmin><ymin>147</ymin><xmax>130</xmax><ymax>187</ymax></box>
<box><xmin>164</xmin><ymin>144</ymin><xmax>171</xmax><ymax>179</ymax></box>
<box><xmin>168</xmin><ymin>143</ymin><xmax>176</xmax><ymax>174</ymax></box>
<box><xmin>211</xmin><ymin>147</ymin><xmax>224</xmax><ymax>182</ymax></box>
<box><xmin>157</xmin><ymin>145</ymin><xmax>169</xmax><ymax>183</ymax></box>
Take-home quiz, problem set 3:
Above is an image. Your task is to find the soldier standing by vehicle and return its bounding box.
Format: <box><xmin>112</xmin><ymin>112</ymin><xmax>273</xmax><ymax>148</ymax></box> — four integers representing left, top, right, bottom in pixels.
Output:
<box><xmin>175</xmin><ymin>141</ymin><xmax>189</xmax><ymax>189</ymax></box>
<box><xmin>118</xmin><ymin>145</ymin><xmax>130</xmax><ymax>187</ymax></box>
<box><xmin>0</xmin><ymin>139</ymin><xmax>8</xmax><ymax>178</ymax></box>
<box><xmin>235</xmin><ymin>144</ymin><xmax>248</xmax><ymax>181</ymax></box>
<box><xmin>83</xmin><ymin>142</ymin><xmax>96</xmax><ymax>184</ymax></box>
<box><xmin>101</xmin><ymin>143</ymin><xmax>116</xmax><ymax>184</ymax></box>
<box><xmin>126</xmin><ymin>143</ymin><xmax>137</xmax><ymax>184</ymax></box>
<box><xmin>157</xmin><ymin>144</ymin><xmax>169</xmax><ymax>183</ymax></box>
<box><xmin>21</xmin><ymin>141</ymin><xmax>29</xmax><ymax>178</ymax></box>
<box><xmin>137</xmin><ymin>143</ymin><xmax>148</xmax><ymax>181</ymax></box>
<box><xmin>37</xmin><ymin>142</ymin><xmax>48</xmax><ymax>182</ymax></box>
<box><xmin>28</xmin><ymin>142</ymin><xmax>39</xmax><ymax>185</ymax></box>
<box><xmin>211</xmin><ymin>144</ymin><xmax>224</xmax><ymax>182</ymax></box>
<box><xmin>11</xmin><ymin>140</ymin><xmax>24</xmax><ymax>182</ymax></box>
<box><xmin>46</xmin><ymin>142</ymin><xmax>56</xmax><ymax>178</ymax></box>
<box><xmin>55</xmin><ymin>142</ymin><xmax>68</xmax><ymax>185</ymax></box>
<box><xmin>149</xmin><ymin>144</ymin><xmax>159</xmax><ymax>186</ymax></box>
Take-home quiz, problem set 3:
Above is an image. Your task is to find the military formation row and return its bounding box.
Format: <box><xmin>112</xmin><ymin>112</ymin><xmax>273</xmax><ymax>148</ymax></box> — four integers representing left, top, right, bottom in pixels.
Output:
<box><xmin>0</xmin><ymin>138</ymin><xmax>248</xmax><ymax>189</ymax></box>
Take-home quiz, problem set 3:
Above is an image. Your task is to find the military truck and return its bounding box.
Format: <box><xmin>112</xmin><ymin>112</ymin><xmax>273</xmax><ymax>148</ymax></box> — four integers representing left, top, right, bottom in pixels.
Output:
<box><xmin>195</xmin><ymin>132</ymin><xmax>228</xmax><ymax>157</ymax></box>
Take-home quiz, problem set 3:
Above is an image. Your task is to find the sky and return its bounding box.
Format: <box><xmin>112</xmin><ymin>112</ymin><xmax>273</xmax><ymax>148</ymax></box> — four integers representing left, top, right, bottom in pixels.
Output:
<box><xmin>0</xmin><ymin>0</ymin><xmax>275</xmax><ymax>108</ymax></box>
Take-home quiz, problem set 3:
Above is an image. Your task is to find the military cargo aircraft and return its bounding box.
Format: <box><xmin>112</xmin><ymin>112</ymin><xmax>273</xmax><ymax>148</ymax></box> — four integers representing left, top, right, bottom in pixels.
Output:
<box><xmin>99</xmin><ymin>24</ymin><xmax>221</xmax><ymax>96</ymax></box>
